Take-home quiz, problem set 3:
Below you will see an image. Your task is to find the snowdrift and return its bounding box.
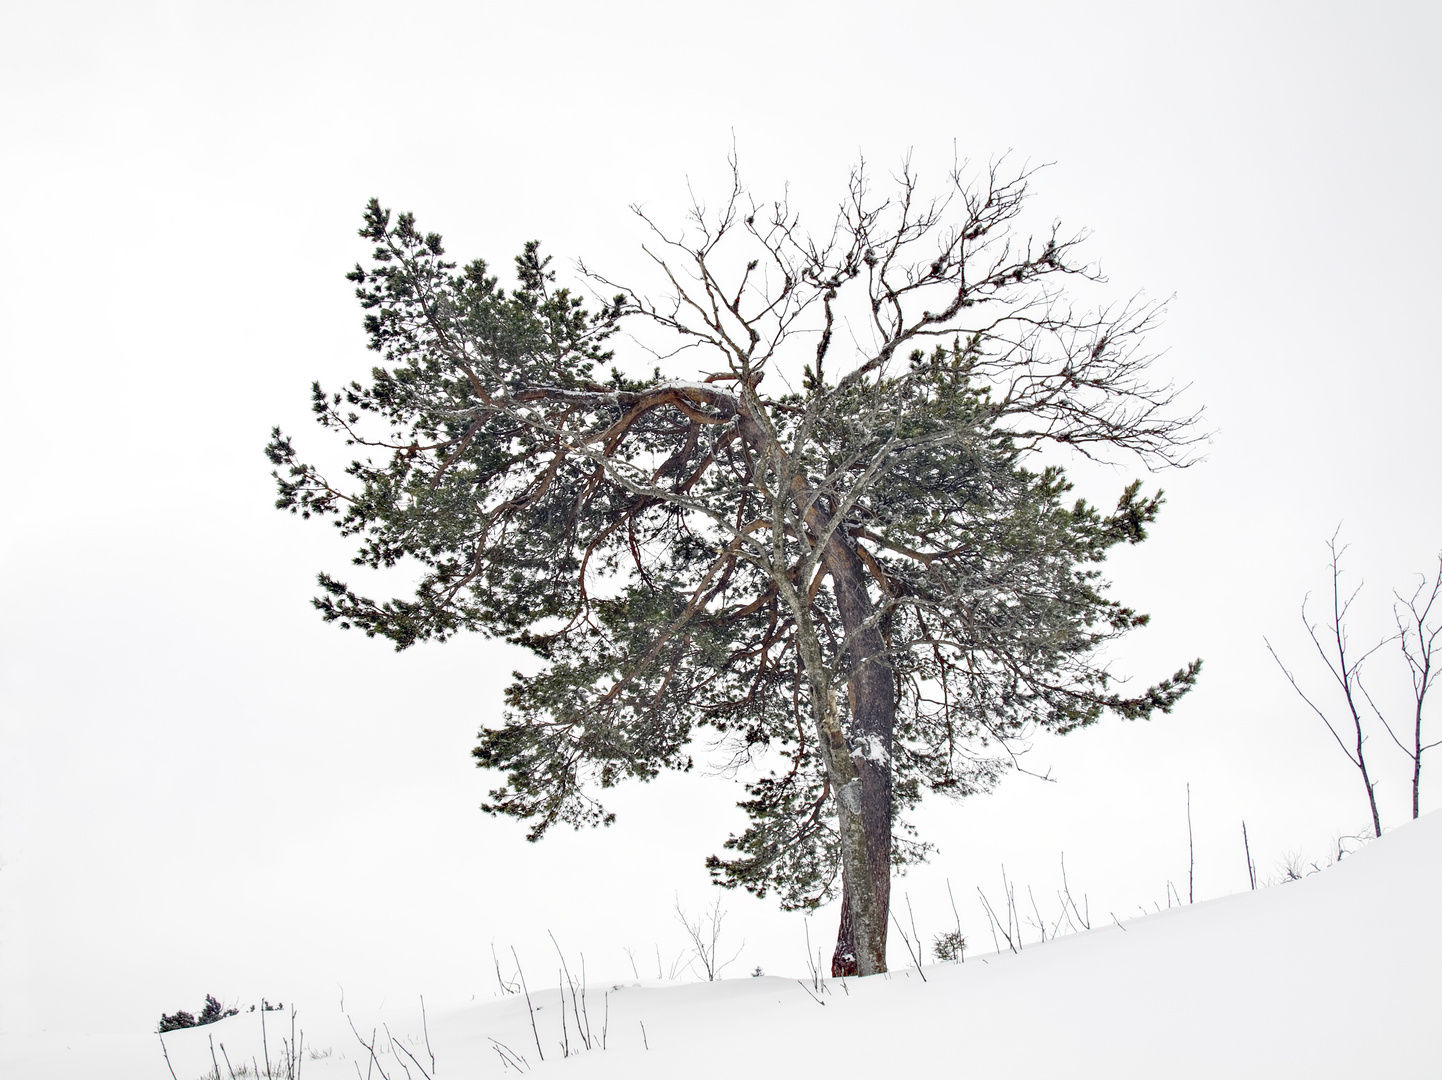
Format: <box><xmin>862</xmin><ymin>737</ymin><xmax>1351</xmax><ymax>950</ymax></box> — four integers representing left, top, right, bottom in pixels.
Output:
<box><xmin>6</xmin><ymin>810</ymin><xmax>1438</xmax><ymax>1079</ymax></box>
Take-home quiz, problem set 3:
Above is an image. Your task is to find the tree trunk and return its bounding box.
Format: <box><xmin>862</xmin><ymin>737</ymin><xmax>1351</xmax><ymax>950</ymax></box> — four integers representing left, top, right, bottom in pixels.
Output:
<box><xmin>824</xmin><ymin>536</ymin><xmax>895</xmax><ymax>977</ymax></box>
<box><xmin>733</xmin><ymin>400</ymin><xmax>895</xmax><ymax>976</ymax></box>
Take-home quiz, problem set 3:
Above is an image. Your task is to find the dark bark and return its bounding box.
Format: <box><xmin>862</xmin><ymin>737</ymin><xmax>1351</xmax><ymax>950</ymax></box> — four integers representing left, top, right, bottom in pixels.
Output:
<box><xmin>824</xmin><ymin>535</ymin><xmax>895</xmax><ymax>976</ymax></box>
<box><xmin>731</xmin><ymin>399</ymin><xmax>897</xmax><ymax>975</ymax></box>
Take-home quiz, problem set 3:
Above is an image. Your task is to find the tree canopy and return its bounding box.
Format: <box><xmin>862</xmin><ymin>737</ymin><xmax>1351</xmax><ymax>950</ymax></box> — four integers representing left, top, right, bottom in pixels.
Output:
<box><xmin>268</xmin><ymin>156</ymin><xmax>1201</xmax><ymax>974</ymax></box>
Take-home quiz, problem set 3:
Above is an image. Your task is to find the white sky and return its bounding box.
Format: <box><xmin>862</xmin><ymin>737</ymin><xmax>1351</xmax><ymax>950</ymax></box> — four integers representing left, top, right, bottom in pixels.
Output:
<box><xmin>2</xmin><ymin>0</ymin><xmax>1439</xmax><ymax>1035</ymax></box>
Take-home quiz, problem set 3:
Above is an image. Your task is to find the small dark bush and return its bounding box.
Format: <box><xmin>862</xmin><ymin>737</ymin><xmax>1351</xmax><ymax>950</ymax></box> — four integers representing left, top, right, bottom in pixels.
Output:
<box><xmin>158</xmin><ymin>1010</ymin><xmax>195</xmax><ymax>1033</ymax></box>
<box><xmin>199</xmin><ymin>994</ymin><xmax>237</xmax><ymax>1024</ymax></box>
<box><xmin>933</xmin><ymin>930</ymin><xmax>967</xmax><ymax>962</ymax></box>
<box><xmin>158</xmin><ymin>994</ymin><xmax>238</xmax><ymax>1033</ymax></box>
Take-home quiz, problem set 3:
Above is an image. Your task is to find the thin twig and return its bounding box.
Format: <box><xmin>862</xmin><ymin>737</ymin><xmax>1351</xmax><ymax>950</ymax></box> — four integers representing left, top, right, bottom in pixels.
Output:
<box><xmin>946</xmin><ymin>878</ymin><xmax>964</xmax><ymax>962</ymax></box>
<box><xmin>391</xmin><ymin>1033</ymin><xmax>434</xmax><ymax>1080</ymax></box>
<box><xmin>803</xmin><ymin>920</ymin><xmax>821</xmax><ymax>990</ymax></box>
<box><xmin>346</xmin><ymin>1019</ymin><xmax>390</xmax><ymax>1080</ymax></box>
<box><xmin>1027</xmin><ymin>884</ymin><xmax>1047</xmax><ymax>943</ymax></box>
<box><xmin>1059</xmin><ymin>852</ymin><xmax>1090</xmax><ymax>930</ymax></box>
<box><xmin>557</xmin><ymin>969</ymin><xmax>569</xmax><ymax>1057</ymax></box>
<box><xmin>159</xmin><ymin>1034</ymin><xmax>180</xmax><ymax>1080</ymax></box>
<box><xmin>513</xmin><ymin>947</ymin><xmax>545</xmax><ymax>1063</ymax></box>
<box><xmin>488</xmin><ymin>1037</ymin><xmax>530</xmax><ymax>1073</ymax></box>
<box><xmin>976</xmin><ymin>885</ymin><xmax>1015</xmax><ymax>953</ymax></box>
<box><xmin>1187</xmin><ymin>782</ymin><xmax>1194</xmax><ymax>904</ymax></box>
<box><xmin>262</xmin><ymin>1002</ymin><xmax>273</xmax><ymax>1080</ymax></box>
<box><xmin>549</xmin><ymin>932</ymin><xmax>590</xmax><ymax>1049</ymax></box>
<box><xmin>420</xmin><ymin>996</ymin><xmax>434</xmax><ymax>1074</ymax></box>
<box><xmin>906</xmin><ymin>893</ymin><xmax>926</xmax><ymax>967</ymax></box>
<box><xmin>383</xmin><ymin>1026</ymin><xmax>411</xmax><ymax>1080</ymax></box>
<box><xmin>888</xmin><ymin>905</ymin><xmax>927</xmax><ymax>981</ymax></box>
<box><xmin>1242</xmin><ymin>820</ymin><xmax>1257</xmax><ymax>890</ymax></box>
<box><xmin>493</xmin><ymin>944</ymin><xmax>517</xmax><ymax>995</ymax></box>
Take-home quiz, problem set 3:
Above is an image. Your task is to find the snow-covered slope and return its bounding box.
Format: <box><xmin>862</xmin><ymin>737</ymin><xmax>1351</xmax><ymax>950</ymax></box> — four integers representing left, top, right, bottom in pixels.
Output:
<box><xmin>7</xmin><ymin>811</ymin><xmax>1438</xmax><ymax>1080</ymax></box>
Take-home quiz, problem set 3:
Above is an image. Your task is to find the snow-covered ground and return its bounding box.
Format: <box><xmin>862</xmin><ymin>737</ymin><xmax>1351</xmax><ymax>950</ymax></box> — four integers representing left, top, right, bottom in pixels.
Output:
<box><xmin>5</xmin><ymin>810</ymin><xmax>1437</xmax><ymax>1080</ymax></box>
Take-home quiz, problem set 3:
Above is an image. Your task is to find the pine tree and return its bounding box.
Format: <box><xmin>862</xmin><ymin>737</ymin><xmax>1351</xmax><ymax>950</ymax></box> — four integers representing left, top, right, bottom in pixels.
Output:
<box><xmin>268</xmin><ymin>156</ymin><xmax>1200</xmax><ymax>974</ymax></box>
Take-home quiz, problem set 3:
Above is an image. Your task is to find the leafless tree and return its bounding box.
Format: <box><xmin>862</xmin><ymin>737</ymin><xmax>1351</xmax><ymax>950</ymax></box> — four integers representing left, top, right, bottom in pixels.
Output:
<box><xmin>674</xmin><ymin>896</ymin><xmax>742</xmax><ymax>981</ymax></box>
<box><xmin>1379</xmin><ymin>558</ymin><xmax>1442</xmax><ymax>818</ymax></box>
<box><xmin>1267</xmin><ymin>533</ymin><xmax>1440</xmax><ymax>836</ymax></box>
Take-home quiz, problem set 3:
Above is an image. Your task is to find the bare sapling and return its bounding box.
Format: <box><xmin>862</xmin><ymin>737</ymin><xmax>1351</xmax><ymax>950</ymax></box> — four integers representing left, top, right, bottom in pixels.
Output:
<box><xmin>674</xmin><ymin>896</ymin><xmax>743</xmax><ymax>981</ymax></box>
<box><xmin>1375</xmin><ymin>556</ymin><xmax>1441</xmax><ymax>818</ymax></box>
<box><xmin>1187</xmin><ymin>782</ymin><xmax>1194</xmax><ymax>903</ymax></box>
<box><xmin>159</xmin><ymin>1033</ymin><xmax>179</xmax><ymax>1080</ymax></box>
<box><xmin>385</xmin><ymin>1022</ymin><xmax>433</xmax><ymax>1080</ymax></box>
<box><xmin>347</xmin><ymin>1020</ymin><xmax>391</xmax><ymax>1080</ymax></box>
<box><xmin>1058</xmin><ymin>853</ymin><xmax>1091</xmax><ymax>931</ymax></box>
<box><xmin>653</xmin><ymin>943</ymin><xmax>688</xmax><ymax>981</ymax></box>
<box><xmin>420</xmin><ymin>996</ymin><xmax>434</xmax><ymax>1075</ymax></box>
<box><xmin>492</xmin><ymin>943</ymin><xmax>520</xmax><ymax>995</ymax></box>
<box><xmin>1025</xmin><ymin>884</ymin><xmax>1052</xmax><ymax>943</ymax></box>
<box><xmin>802</xmin><ymin>920</ymin><xmax>827</xmax><ymax>993</ymax></box>
<box><xmin>1329</xmin><ymin>829</ymin><xmax>1371</xmax><ymax>864</ymax></box>
<box><xmin>548</xmin><ymin>932</ymin><xmax>594</xmax><ymax>1051</ymax></box>
<box><xmin>512</xmin><ymin>948</ymin><xmax>544</xmax><ymax>1065</ymax></box>
<box><xmin>261</xmin><ymin>1000</ymin><xmax>271</xmax><ymax>1080</ymax></box>
<box><xmin>1242</xmin><ymin>820</ymin><xmax>1257</xmax><ymax>890</ymax></box>
<box><xmin>1266</xmin><ymin>533</ymin><xmax>1391</xmax><ymax>836</ymax></box>
<box><xmin>489</xmin><ymin>1036</ymin><xmax>530</xmax><ymax>1073</ymax></box>
<box><xmin>887</xmin><ymin>893</ymin><xmax>928</xmax><ymax>981</ymax></box>
<box><xmin>977</xmin><ymin>865</ymin><xmax>1022</xmax><ymax>953</ymax></box>
<box><xmin>286</xmin><ymin>1006</ymin><xmax>301</xmax><ymax>1080</ymax></box>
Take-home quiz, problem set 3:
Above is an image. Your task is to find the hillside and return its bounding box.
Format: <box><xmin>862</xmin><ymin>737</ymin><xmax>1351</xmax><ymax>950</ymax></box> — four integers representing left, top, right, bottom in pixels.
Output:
<box><xmin>5</xmin><ymin>811</ymin><xmax>1437</xmax><ymax>1080</ymax></box>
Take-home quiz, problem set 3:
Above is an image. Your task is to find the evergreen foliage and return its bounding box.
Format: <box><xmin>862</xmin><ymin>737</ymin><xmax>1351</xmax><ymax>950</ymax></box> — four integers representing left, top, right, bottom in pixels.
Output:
<box><xmin>157</xmin><ymin>1010</ymin><xmax>195</xmax><ymax>1033</ymax></box>
<box><xmin>198</xmin><ymin>994</ymin><xmax>232</xmax><ymax>1025</ymax></box>
<box><xmin>158</xmin><ymin>995</ymin><xmax>237</xmax><ymax>1032</ymax></box>
<box><xmin>268</xmin><ymin>158</ymin><xmax>1201</xmax><ymax>972</ymax></box>
<box><xmin>933</xmin><ymin>930</ymin><xmax>967</xmax><ymax>962</ymax></box>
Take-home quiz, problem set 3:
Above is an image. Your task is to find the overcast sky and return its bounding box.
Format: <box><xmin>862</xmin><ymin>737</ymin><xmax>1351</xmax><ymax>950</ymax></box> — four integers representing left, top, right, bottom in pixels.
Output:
<box><xmin>3</xmin><ymin>0</ymin><xmax>1439</xmax><ymax>1036</ymax></box>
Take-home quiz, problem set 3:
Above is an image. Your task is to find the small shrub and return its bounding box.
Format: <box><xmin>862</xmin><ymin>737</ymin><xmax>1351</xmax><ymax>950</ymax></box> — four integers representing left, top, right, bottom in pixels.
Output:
<box><xmin>158</xmin><ymin>1010</ymin><xmax>195</xmax><ymax>1033</ymax></box>
<box><xmin>157</xmin><ymin>994</ymin><xmax>238</xmax><ymax>1033</ymax></box>
<box><xmin>198</xmin><ymin>994</ymin><xmax>238</xmax><ymax>1025</ymax></box>
<box><xmin>933</xmin><ymin>930</ymin><xmax>966</xmax><ymax>962</ymax></box>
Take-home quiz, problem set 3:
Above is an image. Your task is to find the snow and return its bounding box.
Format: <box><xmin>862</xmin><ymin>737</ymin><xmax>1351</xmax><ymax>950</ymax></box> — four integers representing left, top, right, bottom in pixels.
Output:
<box><xmin>5</xmin><ymin>811</ymin><xmax>1438</xmax><ymax>1080</ymax></box>
<box><xmin>851</xmin><ymin>736</ymin><xmax>890</xmax><ymax>767</ymax></box>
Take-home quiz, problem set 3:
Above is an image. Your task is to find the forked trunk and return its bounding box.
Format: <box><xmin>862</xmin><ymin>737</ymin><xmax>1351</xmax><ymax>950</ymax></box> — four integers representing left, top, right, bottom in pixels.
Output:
<box><xmin>735</xmin><ymin>401</ymin><xmax>896</xmax><ymax>976</ymax></box>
